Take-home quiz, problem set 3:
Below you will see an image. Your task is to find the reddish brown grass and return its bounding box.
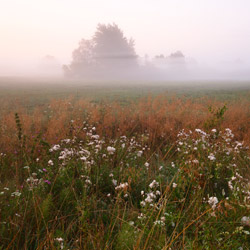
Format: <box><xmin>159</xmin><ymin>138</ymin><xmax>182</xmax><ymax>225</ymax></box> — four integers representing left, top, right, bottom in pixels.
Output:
<box><xmin>0</xmin><ymin>94</ymin><xmax>249</xmax><ymax>153</ymax></box>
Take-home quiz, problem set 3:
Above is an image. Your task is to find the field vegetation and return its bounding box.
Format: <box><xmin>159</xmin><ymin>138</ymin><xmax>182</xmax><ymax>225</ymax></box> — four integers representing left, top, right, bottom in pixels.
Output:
<box><xmin>0</xmin><ymin>78</ymin><xmax>250</xmax><ymax>249</ymax></box>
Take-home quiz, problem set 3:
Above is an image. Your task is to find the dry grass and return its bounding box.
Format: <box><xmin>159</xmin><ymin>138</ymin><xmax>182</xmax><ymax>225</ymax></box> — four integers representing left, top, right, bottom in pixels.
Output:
<box><xmin>0</xmin><ymin>93</ymin><xmax>249</xmax><ymax>153</ymax></box>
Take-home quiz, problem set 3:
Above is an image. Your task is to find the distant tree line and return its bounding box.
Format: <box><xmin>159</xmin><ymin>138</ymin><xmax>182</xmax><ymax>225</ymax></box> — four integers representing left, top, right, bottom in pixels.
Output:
<box><xmin>63</xmin><ymin>23</ymin><xmax>187</xmax><ymax>80</ymax></box>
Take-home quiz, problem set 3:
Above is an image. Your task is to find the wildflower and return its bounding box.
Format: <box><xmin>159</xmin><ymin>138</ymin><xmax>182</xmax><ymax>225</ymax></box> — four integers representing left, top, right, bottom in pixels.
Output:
<box><xmin>195</xmin><ymin>128</ymin><xmax>207</xmax><ymax>136</ymax></box>
<box><xmin>145</xmin><ymin>192</ymin><xmax>156</xmax><ymax>203</ymax></box>
<box><xmin>42</xmin><ymin>168</ymin><xmax>47</xmax><ymax>172</ymax></box>
<box><xmin>208</xmin><ymin>196</ymin><xmax>218</xmax><ymax>210</ymax></box>
<box><xmin>107</xmin><ymin>146</ymin><xmax>116</xmax><ymax>154</ymax></box>
<box><xmin>85</xmin><ymin>179</ymin><xmax>92</xmax><ymax>185</ymax></box>
<box><xmin>228</xmin><ymin>180</ymin><xmax>233</xmax><ymax>190</ymax></box>
<box><xmin>129</xmin><ymin>221</ymin><xmax>134</xmax><ymax>226</ymax></box>
<box><xmin>49</xmin><ymin>144</ymin><xmax>60</xmax><ymax>152</ymax></box>
<box><xmin>44</xmin><ymin>180</ymin><xmax>51</xmax><ymax>185</ymax></box>
<box><xmin>11</xmin><ymin>191</ymin><xmax>21</xmax><ymax>197</ymax></box>
<box><xmin>241</xmin><ymin>216</ymin><xmax>250</xmax><ymax>226</ymax></box>
<box><xmin>55</xmin><ymin>238</ymin><xmax>64</xmax><ymax>250</ymax></box>
<box><xmin>154</xmin><ymin>220</ymin><xmax>165</xmax><ymax>226</ymax></box>
<box><xmin>112</xmin><ymin>179</ymin><xmax>117</xmax><ymax>186</ymax></box>
<box><xmin>149</xmin><ymin>180</ymin><xmax>159</xmax><ymax>189</ymax></box>
<box><xmin>137</xmin><ymin>150</ymin><xmax>143</xmax><ymax>157</ymax></box>
<box><xmin>208</xmin><ymin>153</ymin><xmax>216</xmax><ymax>161</ymax></box>
<box><xmin>222</xmin><ymin>189</ymin><xmax>226</xmax><ymax>196</ymax></box>
<box><xmin>48</xmin><ymin>160</ymin><xmax>54</xmax><ymax>166</ymax></box>
<box><xmin>211</xmin><ymin>129</ymin><xmax>217</xmax><ymax>133</ymax></box>
<box><xmin>138</xmin><ymin>213</ymin><xmax>146</xmax><ymax>219</ymax></box>
<box><xmin>172</xmin><ymin>183</ymin><xmax>177</xmax><ymax>188</ymax></box>
<box><xmin>156</xmin><ymin>190</ymin><xmax>161</xmax><ymax>196</ymax></box>
<box><xmin>91</xmin><ymin>135</ymin><xmax>99</xmax><ymax>140</ymax></box>
<box><xmin>144</xmin><ymin>162</ymin><xmax>149</xmax><ymax>167</ymax></box>
<box><xmin>23</xmin><ymin>166</ymin><xmax>30</xmax><ymax>170</ymax></box>
<box><xmin>115</xmin><ymin>182</ymin><xmax>128</xmax><ymax>190</ymax></box>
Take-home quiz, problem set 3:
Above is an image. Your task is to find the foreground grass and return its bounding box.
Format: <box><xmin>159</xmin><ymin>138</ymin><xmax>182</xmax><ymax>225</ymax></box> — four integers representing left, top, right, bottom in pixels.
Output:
<box><xmin>0</xmin><ymin>80</ymin><xmax>250</xmax><ymax>249</ymax></box>
<box><xmin>0</xmin><ymin>115</ymin><xmax>250</xmax><ymax>249</ymax></box>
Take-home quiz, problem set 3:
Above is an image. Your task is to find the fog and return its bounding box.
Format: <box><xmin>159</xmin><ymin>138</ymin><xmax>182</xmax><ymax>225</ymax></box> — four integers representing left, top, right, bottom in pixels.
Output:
<box><xmin>1</xmin><ymin>0</ymin><xmax>250</xmax><ymax>81</ymax></box>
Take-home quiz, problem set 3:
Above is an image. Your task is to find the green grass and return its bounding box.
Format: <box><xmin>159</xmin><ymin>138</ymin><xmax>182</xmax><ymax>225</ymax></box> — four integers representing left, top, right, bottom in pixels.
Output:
<box><xmin>1</xmin><ymin>77</ymin><xmax>250</xmax><ymax>108</ymax></box>
<box><xmin>0</xmin><ymin>114</ymin><xmax>250</xmax><ymax>249</ymax></box>
<box><xmin>0</xmin><ymin>78</ymin><xmax>250</xmax><ymax>249</ymax></box>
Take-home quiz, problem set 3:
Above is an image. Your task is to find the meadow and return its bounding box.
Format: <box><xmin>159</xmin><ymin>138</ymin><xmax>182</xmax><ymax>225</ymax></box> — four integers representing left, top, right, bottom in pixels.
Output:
<box><xmin>0</xmin><ymin>77</ymin><xmax>250</xmax><ymax>249</ymax></box>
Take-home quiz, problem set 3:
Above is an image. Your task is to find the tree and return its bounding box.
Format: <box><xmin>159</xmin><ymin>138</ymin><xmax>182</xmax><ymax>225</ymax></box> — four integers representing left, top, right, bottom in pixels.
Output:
<box><xmin>63</xmin><ymin>39</ymin><xmax>96</xmax><ymax>77</ymax></box>
<box><xmin>64</xmin><ymin>23</ymin><xmax>138</xmax><ymax>78</ymax></box>
<box><xmin>169</xmin><ymin>51</ymin><xmax>185</xmax><ymax>59</ymax></box>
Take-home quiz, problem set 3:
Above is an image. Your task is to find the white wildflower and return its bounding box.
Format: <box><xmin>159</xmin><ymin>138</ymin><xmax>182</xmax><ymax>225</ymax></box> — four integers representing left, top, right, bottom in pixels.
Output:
<box><xmin>49</xmin><ymin>144</ymin><xmax>60</xmax><ymax>152</ymax></box>
<box><xmin>48</xmin><ymin>160</ymin><xmax>54</xmax><ymax>166</ymax></box>
<box><xmin>208</xmin><ymin>153</ymin><xmax>216</xmax><ymax>161</ymax></box>
<box><xmin>241</xmin><ymin>216</ymin><xmax>250</xmax><ymax>226</ymax></box>
<box><xmin>107</xmin><ymin>146</ymin><xmax>116</xmax><ymax>154</ymax></box>
<box><xmin>112</xmin><ymin>179</ymin><xmax>117</xmax><ymax>186</ymax></box>
<box><xmin>208</xmin><ymin>196</ymin><xmax>218</xmax><ymax>210</ymax></box>
<box><xmin>137</xmin><ymin>151</ymin><xmax>143</xmax><ymax>157</ymax></box>
<box><xmin>156</xmin><ymin>190</ymin><xmax>161</xmax><ymax>195</ymax></box>
<box><xmin>149</xmin><ymin>180</ymin><xmax>159</xmax><ymax>189</ymax></box>
<box><xmin>11</xmin><ymin>191</ymin><xmax>21</xmax><ymax>197</ymax></box>
<box><xmin>129</xmin><ymin>221</ymin><xmax>134</xmax><ymax>226</ymax></box>
<box><xmin>172</xmin><ymin>183</ymin><xmax>177</xmax><ymax>188</ymax></box>
<box><xmin>115</xmin><ymin>182</ymin><xmax>128</xmax><ymax>190</ymax></box>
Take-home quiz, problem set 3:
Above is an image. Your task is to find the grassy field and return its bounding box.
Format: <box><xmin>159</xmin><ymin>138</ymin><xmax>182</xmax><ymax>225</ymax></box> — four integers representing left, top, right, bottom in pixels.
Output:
<box><xmin>0</xmin><ymin>78</ymin><xmax>250</xmax><ymax>249</ymax></box>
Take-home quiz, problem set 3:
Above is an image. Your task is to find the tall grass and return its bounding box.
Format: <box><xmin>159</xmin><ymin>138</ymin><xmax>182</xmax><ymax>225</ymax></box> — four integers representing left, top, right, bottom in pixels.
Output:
<box><xmin>0</xmin><ymin>94</ymin><xmax>250</xmax><ymax>249</ymax></box>
<box><xmin>0</xmin><ymin>94</ymin><xmax>250</xmax><ymax>153</ymax></box>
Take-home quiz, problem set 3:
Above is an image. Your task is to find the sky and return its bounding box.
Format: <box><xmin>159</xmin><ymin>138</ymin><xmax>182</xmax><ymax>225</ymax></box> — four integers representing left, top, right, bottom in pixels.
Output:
<box><xmin>1</xmin><ymin>0</ymin><xmax>250</xmax><ymax>75</ymax></box>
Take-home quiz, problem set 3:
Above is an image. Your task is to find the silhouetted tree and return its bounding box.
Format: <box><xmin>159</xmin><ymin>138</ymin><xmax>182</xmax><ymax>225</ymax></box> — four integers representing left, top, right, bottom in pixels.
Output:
<box><xmin>93</xmin><ymin>24</ymin><xmax>137</xmax><ymax>60</ymax></box>
<box><xmin>169</xmin><ymin>51</ymin><xmax>185</xmax><ymax>59</ymax></box>
<box><xmin>64</xmin><ymin>23</ymin><xmax>138</xmax><ymax>78</ymax></box>
<box><xmin>63</xmin><ymin>39</ymin><xmax>96</xmax><ymax>77</ymax></box>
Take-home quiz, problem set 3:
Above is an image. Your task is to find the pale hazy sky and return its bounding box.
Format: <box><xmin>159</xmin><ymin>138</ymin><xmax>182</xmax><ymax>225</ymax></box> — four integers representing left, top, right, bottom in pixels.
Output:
<box><xmin>1</xmin><ymin>0</ymin><xmax>250</xmax><ymax>74</ymax></box>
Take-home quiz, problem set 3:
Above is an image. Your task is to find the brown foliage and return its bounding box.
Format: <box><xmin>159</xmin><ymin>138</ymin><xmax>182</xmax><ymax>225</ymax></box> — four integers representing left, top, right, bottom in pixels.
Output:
<box><xmin>0</xmin><ymin>94</ymin><xmax>249</xmax><ymax>153</ymax></box>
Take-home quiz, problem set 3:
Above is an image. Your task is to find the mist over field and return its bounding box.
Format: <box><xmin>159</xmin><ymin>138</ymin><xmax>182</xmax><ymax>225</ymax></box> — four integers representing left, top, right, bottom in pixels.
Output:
<box><xmin>2</xmin><ymin>1</ymin><xmax>250</xmax><ymax>249</ymax></box>
<box><xmin>1</xmin><ymin>0</ymin><xmax>250</xmax><ymax>82</ymax></box>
